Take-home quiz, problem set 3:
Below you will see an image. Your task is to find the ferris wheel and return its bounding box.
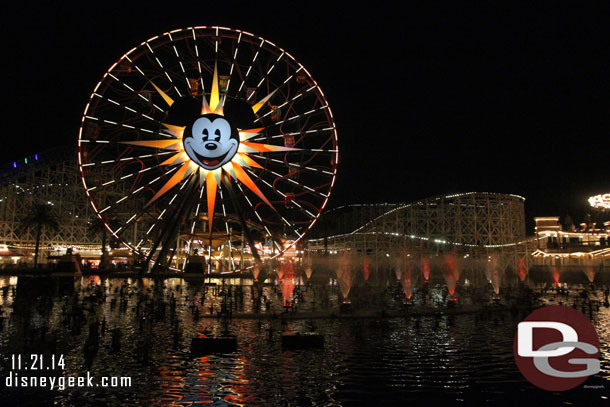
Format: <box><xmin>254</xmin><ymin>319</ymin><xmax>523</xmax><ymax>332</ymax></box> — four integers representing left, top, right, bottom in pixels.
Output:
<box><xmin>78</xmin><ymin>26</ymin><xmax>339</xmax><ymax>273</ymax></box>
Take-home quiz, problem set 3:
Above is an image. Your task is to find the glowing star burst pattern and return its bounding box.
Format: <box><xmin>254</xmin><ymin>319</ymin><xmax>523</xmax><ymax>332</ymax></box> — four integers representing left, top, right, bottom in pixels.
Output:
<box><xmin>120</xmin><ymin>63</ymin><xmax>298</xmax><ymax>233</ymax></box>
<box><xmin>77</xmin><ymin>27</ymin><xmax>339</xmax><ymax>272</ymax></box>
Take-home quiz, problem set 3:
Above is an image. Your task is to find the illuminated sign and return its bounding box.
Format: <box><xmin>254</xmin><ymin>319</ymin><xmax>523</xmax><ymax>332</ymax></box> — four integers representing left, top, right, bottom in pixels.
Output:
<box><xmin>183</xmin><ymin>114</ymin><xmax>239</xmax><ymax>170</ymax></box>
<box><xmin>588</xmin><ymin>193</ymin><xmax>610</xmax><ymax>209</ymax></box>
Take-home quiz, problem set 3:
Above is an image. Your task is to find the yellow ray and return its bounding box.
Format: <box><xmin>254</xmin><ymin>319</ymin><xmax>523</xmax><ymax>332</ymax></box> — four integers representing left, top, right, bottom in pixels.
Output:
<box><xmin>201</xmin><ymin>94</ymin><xmax>210</xmax><ymax>115</ymax></box>
<box><xmin>150</xmin><ymin>82</ymin><xmax>174</xmax><ymax>107</ymax></box>
<box><xmin>145</xmin><ymin>163</ymin><xmax>190</xmax><ymax>207</ymax></box>
<box><xmin>210</xmin><ymin>61</ymin><xmax>220</xmax><ymax>113</ymax></box>
<box><xmin>239</xmin><ymin>128</ymin><xmax>264</xmax><ymax>141</ymax></box>
<box><xmin>161</xmin><ymin>123</ymin><xmax>186</xmax><ymax>138</ymax></box>
<box><xmin>162</xmin><ymin>123</ymin><xmax>186</xmax><ymax>131</ymax></box>
<box><xmin>231</xmin><ymin>162</ymin><xmax>273</xmax><ymax>208</ymax></box>
<box><xmin>206</xmin><ymin>171</ymin><xmax>217</xmax><ymax>232</ymax></box>
<box><xmin>216</xmin><ymin>95</ymin><xmax>225</xmax><ymax>116</ymax></box>
<box><xmin>240</xmin><ymin>141</ymin><xmax>300</xmax><ymax>153</ymax></box>
<box><xmin>252</xmin><ymin>89</ymin><xmax>277</xmax><ymax>114</ymax></box>
<box><xmin>120</xmin><ymin>140</ymin><xmax>182</xmax><ymax>150</ymax></box>
<box><xmin>241</xmin><ymin>128</ymin><xmax>264</xmax><ymax>133</ymax></box>
<box><xmin>160</xmin><ymin>152</ymin><xmax>188</xmax><ymax>166</ymax></box>
<box><xmin>236</xmin><ymin>153</ymin><xmax>264</xmax><ymax>169</ymax></box>
<box><xmin>222</xmin><ymin>163</ymin><xmax>236</xmax><ymax>182</ymax></box>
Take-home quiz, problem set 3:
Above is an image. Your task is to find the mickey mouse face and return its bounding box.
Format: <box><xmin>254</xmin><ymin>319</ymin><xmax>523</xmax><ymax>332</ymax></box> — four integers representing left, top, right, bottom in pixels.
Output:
<box><xmin>183</xmin><ymin>114</ymin><xmax>240</xmax><ymax>170</ymax></box>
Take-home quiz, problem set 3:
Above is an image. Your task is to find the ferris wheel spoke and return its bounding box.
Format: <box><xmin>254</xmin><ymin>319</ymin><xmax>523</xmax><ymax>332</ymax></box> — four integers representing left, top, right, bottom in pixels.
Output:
<box><xmin>97</xmin><ymin>165</ymin><xmax>181</xmax><ymax>214</ymax></box>
<box><xmin>264</xmin><ymin>168</ymin><xmax>329</xmax><ymax>199</ymax></box>
<box><xmin>112</xmin><ymin>212</ymin><xmax>140</xmax><ymax>236</ymax></box>
<box><xmin>224</xmin><ymin>31</ymin><xmax>242</xmax><ymax>95</ymax></box>
<box><xmin>213</xmin><ymin>27</ymin><xmax>220</xmax><ymax>57</ymax></box>
<box><xmin>250</xmin><ymin>65</ymin><xmax>304</xmax><ymax>114</ymax></box>
<box><xmin>167</xmin><ymin>32</ymin><xmax>193</xmax><ymax>94</ymax></box>
<box><xmin>190</xmin><ymin>28</ymin><xmax>211</xmax><ymax>96</ymax></box>
<box><xmin>246</xmin><ymin>51</ymin><xmax>285</xmax><ymax>102</ymax></box>
<box><xmin>90</xmin><ymin>93</ymin><xmax>165</xmax><ymax>127</ymax></box>
<box><xmin>220</xmin><ymin>174</ymin><xmax>264</xmax><ymax>264</ymax></box>
<box><xmin>238</xmin><ymin>57</ymin><xmax>305</xmax><ymax>115</ymax></box>
<box><xmin>218</xmin><ymin>184</ymin><xmax>237</xmax><ymax>271</ymax></box>
<box><xmin>124</xmin><ymin>54</ymin><xmax>182</xmax><ymax>100</ymax></box>
<box><xmin>109</xmin><ymin>182</ymin><xmax>188</xmax><ymax>249</ymax></box>
<box><xmin>253</xmin><ymin>83</ymin><xmax>315</xmax><ymax>123</ymax></box>
<box><xmin>145</xmin><ymin>172</ymin><xmax>199</xmax><ymax>270</ymax></box>
<box><xmin>143</xmin><ymin>42</ymin><xmax>183</xmax><ymax>98</ymax></box>
<box><xmin>250</xmin><ymin>126</ymin><xmax>335</xmax><ymax>142</ymax></box>
<box><xmin>135</xmin><ymin>189</ymin><xmax>187</xmax><ymax>250</ymax></box>
<box><xmin>281</xmin><ymin>216</ymin><xmax>304</xmax><ymax>240</ymax></box>
<box><xmin>107</xmin><ymin>72</ymin><xmax>165</xmax><ymax>113</ymax></box>
<box><xmin>234</xmin><ymin>182</ymin><xmax>283</xmax><ymax>253</ymax></box>
<box><xmin>248</xmin><ymin>148</ymin><xmax>338</xmax><ymax>156</ymax></box>
<box><xmin>250</xmin><ymin>155</ymin><xmax>335</xmax><ymax>176</ymax></box>
<box><xmin>158</xmin><ymin>175</ymin><xmax>196</xmax><ymax>222</ymax></box>
<box><xmin>182</xmin><ymin>183</ymin><xmax>207</xmax><ymax>269</ymax></box>
<box><xmin>264</xmin><ymin>105</ymin><xmax>329</xmax><ymax>129</ymax></box>
<box><xmin>85</xmin><ymin>162</ymin><xmax>171</xmax><ymax>194</ymax></box>
<box><xmin>137</xmin><ymin>206</ymin><xmax>172</xmax><ymax>248</ymax></box>
<box><xmin>236</xmin><ymin>39</ymin><xmax>265</xmax><ymax>96</ymax></box>
<box><xmin>80</xmin><ymin>151</ymin><xmax>174</xmax><ymax>169</ymax></box>
<box><xmin>245</xmin><ymin>168</ymin><xmax>318</xmax><ymax>220</ymax></box>
<box><xmin>83</xmin><ymin>115</ymin><xmax>174</xmax><ymax>138</ymax></box>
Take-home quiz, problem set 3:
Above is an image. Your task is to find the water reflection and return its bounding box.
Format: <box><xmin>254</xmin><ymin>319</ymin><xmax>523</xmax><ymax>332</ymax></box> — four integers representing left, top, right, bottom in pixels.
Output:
<box><xmin>0</xmin><ymin>275</ymin><xmax>608</xmax><ymax>406</ymax></box>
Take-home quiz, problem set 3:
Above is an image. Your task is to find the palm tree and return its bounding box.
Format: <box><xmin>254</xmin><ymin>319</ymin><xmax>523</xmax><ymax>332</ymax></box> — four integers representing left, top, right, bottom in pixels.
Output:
<box><xmin>88</xmin><ymin>216</ymin><xmax>123</xmax><ymax>268</ymax></box>
<box><xmin>87</xmin><ymin>216</ymin><xmax>114</xmax><ymax>268</ymax></box>
<box><xmin>88</xmin><ymin>216</ymin><xmax>108</xmax><ymax>253</ymax></box>
<box><xmin>19</xmin><ymin>203</ymin><xmax>59</xmax><ymax>268</ymax></box>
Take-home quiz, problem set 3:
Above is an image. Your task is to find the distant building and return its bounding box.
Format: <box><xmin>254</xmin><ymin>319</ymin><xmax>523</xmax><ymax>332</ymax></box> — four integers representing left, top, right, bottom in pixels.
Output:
<box><xmin>532</xmin><ymin>216</ymin><xmax>610</xmax><ymax>269</ymax></box>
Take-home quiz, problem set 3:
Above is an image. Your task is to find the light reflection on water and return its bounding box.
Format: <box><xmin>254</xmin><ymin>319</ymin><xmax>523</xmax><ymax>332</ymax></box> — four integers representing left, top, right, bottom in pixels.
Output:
<box><xmin>0</xmin><ymin>275</ymin><xmax>608</xmax><ymax>406</ymax></box>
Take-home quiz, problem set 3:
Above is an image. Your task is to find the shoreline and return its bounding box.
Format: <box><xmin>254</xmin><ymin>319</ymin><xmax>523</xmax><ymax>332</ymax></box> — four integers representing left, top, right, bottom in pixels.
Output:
<box><xmin>193</xmin><ymin>304</ymin><xmax>527</xmax><ymax>320</ymax></box>
<box><xmin>0</xmin><ymin>269</ymin><xmax>254</xmax><ymax>279</ymax></box>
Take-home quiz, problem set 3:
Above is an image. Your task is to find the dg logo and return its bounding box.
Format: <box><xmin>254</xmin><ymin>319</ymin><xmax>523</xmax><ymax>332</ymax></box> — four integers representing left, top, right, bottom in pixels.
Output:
<box><xmin>514</xmin><ymin>305</ymin><xmax>600</xmax><ymax>391</ymax></box>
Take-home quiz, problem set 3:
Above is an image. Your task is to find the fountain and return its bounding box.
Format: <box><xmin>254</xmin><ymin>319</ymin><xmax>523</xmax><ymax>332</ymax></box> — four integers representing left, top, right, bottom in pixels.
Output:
<box><xmin>518</xmin><ymin>257</ymin><xmax>528</xmax><ymax>282</ymax></box>
<box><xmin>485</xmin><ymin>254</ymin><xmax>504</xmax><ymax>294</ymax></box>
<box><xmin>442</xmin><ymin>254</ymin><xmax>460</xmax><ymax>298</ymax></box>
<box><xmin>277</xmin><ymin>262</ymin><xmax>286</xmax><ymax>281</ymax></box>
<box><xmin>362</xmin><ymin>257</ymin><xmax>371</xmax><ymax>281</ymax></box>
<box><xmin>400</xmin><ymin>261</ymin><xmax>414</xmax><ymax>302</ymax></box>
<box><xmin>336</xmin><ymin>253</ymin><xmax>353</xmax><ymax>302</ymax></box>
<box><xmin>304</xmin><ymin>257</ymin><xmax>313</xmax><ymax>279</ymax></box>
<box><xmin>421</xmin><ymin>257</ymin><xmax>431</xmax><ymax>282</ymax></box>
<box><xmin>394</xmin><ymin>257</ymin><xmax>403</xmax><ymax>280</ymax></box>
<box><xmin>552</xmin><ymin>266</ymin><xmax>561</xmax><ymax>286</ymax></box>
<box><xmin>278</xmin><ymin>261</ymin><xmax>297</xmax><ymax>307</ymax></box>
<box><xmin>583</xmin><ymin>259</ymin><xmax>596</xmax><ymax>283</ymax></box>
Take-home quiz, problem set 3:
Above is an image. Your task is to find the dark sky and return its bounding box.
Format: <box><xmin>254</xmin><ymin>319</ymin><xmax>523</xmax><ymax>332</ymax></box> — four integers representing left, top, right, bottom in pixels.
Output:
<box><xmin>2</xmin><ymin>2</ymin><xmax>608</xmax><ymax>228</ymax></box>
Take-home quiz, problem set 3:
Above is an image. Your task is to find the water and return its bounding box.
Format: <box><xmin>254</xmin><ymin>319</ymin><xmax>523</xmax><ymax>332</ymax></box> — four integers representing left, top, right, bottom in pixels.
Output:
<box><xmin>0</xmin><ymin>275</ymin><xmax>608</xmax><ymax>406</ymax></box>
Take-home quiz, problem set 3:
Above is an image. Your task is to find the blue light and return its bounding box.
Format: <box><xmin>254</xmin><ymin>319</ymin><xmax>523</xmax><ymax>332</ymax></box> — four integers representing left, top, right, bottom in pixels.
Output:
<box><xmin>13</xmin><ymin>162</ymin><xmax>16</xmax><ymax>168</ymax></box>
<box><xmin>34</xmin><ymin>154</ymin><xmax>38</xmax><ymax>160</ymax></box>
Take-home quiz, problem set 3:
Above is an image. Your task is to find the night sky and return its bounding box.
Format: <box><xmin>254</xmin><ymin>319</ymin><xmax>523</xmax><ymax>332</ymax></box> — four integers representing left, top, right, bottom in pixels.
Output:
<box><xmin>2</xmin><ymin>2</ymin><xmax>608</xmax><ymax>229</ymax></box>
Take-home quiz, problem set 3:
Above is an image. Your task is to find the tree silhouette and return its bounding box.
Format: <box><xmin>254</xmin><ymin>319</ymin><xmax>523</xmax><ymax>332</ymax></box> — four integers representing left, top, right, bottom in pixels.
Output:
<box><xmin>87</xmin><ymin>217</ymin><xmax>108</xmax><ymax>253</ymax></box>
<box><xmin>19</xmin><ymin>203</ymin><xmax>59</xmax><ymax>268</ymax></box>
<box><xmin>87</xmin><ymin>216</ymin><xmax>119</xmax><ymax>269</ymax></box>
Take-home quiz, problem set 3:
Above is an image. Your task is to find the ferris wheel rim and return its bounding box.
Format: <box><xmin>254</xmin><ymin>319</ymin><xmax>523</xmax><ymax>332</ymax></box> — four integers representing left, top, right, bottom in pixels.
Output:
<box><xmin>77</xmin><ymin>25</ymin><xmax>339</xmax><ymax>271</ymax></box>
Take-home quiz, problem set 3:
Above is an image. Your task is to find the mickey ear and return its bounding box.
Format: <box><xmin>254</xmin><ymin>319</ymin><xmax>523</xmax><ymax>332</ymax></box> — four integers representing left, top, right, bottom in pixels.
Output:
<box><xmin>223</xmin><ymin>99</ymin><xmax>256</xmax><ymax>128</ymax></box>
<box><xmin>165</xmin><ymin>97</ymin><xmax>201</xmax><ymax>126</ymax></box>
